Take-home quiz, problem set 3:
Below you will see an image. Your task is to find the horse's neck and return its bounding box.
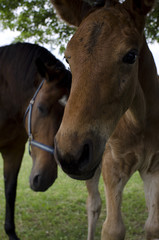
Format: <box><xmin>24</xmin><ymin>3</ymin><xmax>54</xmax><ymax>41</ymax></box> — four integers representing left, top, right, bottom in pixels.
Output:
<box><xmin>129</xmin><ymin>36</ymin><xmax>159</xmax><ymax>128</ymax></box>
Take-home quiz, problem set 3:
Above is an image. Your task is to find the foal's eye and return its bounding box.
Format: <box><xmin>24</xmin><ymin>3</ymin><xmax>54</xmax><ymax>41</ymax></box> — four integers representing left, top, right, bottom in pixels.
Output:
<box><xmin>123</xmin><ymin>49</ymin><xmax>138</xmax><ymax>64</ymax></box>
<box><xmin>64</xmin><ymin>56</ymin><xmax>71</xmax><ymax>64</ymax></box>
<box><xmin>37</xmin><ymin>104</ymin><xmax>48</xmax><ymax>116</ymax></box>
<box><xmin>65</xmin><ymin>58</ymin><xmax>69</xmax><ymax>64</ymax></box>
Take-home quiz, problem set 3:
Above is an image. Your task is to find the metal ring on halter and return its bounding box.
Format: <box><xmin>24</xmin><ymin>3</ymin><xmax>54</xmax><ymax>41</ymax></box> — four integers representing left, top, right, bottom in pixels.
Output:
<box><xmin>24</xmin><ymin>80</ymin><xmax>54</xmax><ymax>156</ymax></box>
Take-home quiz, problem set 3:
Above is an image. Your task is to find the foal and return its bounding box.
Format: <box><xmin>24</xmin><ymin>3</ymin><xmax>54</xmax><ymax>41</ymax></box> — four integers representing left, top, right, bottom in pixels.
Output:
<box><xmin>52</xmin><ymin>0</ymin><xmax>159</xmax><ymax>239</ymax></box>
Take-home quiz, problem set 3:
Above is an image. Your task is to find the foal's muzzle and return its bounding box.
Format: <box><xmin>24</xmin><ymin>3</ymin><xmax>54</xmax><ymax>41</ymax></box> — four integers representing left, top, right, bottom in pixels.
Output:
<box><xmin>54</xmin><ymin>140</ymin><xmax>99</xmax><ymax>180</ymax></box>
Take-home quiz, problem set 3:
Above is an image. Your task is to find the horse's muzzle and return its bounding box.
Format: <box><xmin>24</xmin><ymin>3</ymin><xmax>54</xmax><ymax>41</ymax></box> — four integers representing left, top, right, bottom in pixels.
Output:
<box><xmin>30</xmin><ymin>165</ymin><xmax>57</xmax><ymax>192</ymax></box>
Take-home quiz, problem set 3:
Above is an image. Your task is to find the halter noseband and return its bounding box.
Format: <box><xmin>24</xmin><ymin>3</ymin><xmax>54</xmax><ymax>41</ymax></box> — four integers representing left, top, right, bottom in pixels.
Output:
<box><xmin>24</xmin><ymin>80</ymin><xmax>54</xmax><ymax>155</ymax></box>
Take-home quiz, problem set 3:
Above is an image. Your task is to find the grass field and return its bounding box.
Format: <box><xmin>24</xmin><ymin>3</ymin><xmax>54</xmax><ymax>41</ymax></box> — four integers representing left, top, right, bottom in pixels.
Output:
<box><xmin>0</xmin><ymin>146</ymin><xmax>147</xmax><ymax>240</ymax></box>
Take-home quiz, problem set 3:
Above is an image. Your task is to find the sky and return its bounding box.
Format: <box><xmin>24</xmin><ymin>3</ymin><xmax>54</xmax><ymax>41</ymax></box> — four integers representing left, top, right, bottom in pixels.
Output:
<box><xmin>0</xmin><ymin>29</ymin><xmax>159</xmax><ymax>73</ymax></box>
<box><xmin>0</xmin><ymin>29</ymin><xmax>64</xmax><ymax>61</ymax></box>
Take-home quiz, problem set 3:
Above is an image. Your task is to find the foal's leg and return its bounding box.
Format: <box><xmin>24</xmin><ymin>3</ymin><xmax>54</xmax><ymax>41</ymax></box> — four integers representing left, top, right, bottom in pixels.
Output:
<box><xmin>140</xmin><ymin>170</ymin><xmax>159</xmax><ymax>240</ymax></box>
<box><xmin>101</xmin><ymin>148</ymin><xmax>138</xmax><ymax>240</ymax></box>
<box><xmin>2</xmin><ymin>141</ymin><xmax>25</xmax><ymax>240</ymax></box>
<box><xmin>86</xmin><ymin>165</ymin><xmax>102</xmax><ymax>240</ymax></box>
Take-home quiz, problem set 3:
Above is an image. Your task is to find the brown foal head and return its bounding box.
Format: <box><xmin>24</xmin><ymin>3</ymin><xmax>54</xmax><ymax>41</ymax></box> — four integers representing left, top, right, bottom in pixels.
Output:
<box><xmin>53</xmin><ymin>0</ymin><xmax>155</xmax><ymax>180</ymax></box>
<box><xmin>25</xmin><ymin>59</ymin><xmax>71</xmax><ymax>191</ymax></box>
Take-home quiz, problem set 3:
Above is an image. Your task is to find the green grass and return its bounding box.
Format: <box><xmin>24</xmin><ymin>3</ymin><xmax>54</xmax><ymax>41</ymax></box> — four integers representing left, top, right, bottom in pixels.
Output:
<box><xmin>0</xmin><ymin>147</ymin><xmax>147</xmax><ymax>240</ymax></box>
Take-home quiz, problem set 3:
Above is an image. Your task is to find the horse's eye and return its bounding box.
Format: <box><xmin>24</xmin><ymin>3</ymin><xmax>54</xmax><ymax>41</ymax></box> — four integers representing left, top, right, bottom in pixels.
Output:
<box><xmin>37</xmin><ymin>104</ymin><xmax>48</xmax><ymax>116</ymax></box>
<box><xmin>123</xmin><ymin>49</ymin><xmax>138</xmax><ymax>64</ymax></box>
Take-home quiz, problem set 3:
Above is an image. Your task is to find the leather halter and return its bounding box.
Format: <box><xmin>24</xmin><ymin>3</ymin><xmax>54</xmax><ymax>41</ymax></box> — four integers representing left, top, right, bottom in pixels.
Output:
<box><xmin>24</xmin><ymin>80</ymin><xmax>54</xmax><ymax>155</ymax></box>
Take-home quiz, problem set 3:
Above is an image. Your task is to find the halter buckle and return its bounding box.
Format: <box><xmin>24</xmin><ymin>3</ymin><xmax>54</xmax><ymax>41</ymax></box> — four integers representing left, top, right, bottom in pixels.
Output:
<box><xmin>28</xmin><ymin>134</ymin><xmax>33</xmax><ymax>143</ymax></box>
<box><xmin>30</xmin><ymin>99</ymin><xmax>34</xmax><ymax>105</ymax></box>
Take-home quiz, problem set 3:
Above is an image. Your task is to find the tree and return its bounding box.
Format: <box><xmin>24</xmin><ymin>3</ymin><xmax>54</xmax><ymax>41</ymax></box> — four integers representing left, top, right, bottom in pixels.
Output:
<box><xmin>145</xmin><ymin>1</ymin><xmax>159</xmax><ymax>43</ymax></box>
<box><xmin>0</xmin><ymin>0</ymin><xmax>75</xmax><ymax>52</ymax></box>
<box><xmin>0</xmin><ymin>0</ymin><xmax>158</xmax><ymax>52</ymax></box>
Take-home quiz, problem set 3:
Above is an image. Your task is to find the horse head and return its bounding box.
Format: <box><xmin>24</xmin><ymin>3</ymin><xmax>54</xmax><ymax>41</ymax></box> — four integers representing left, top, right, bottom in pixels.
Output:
<box><xmin>52</xmin><ymin>0</ymin><xmax>155</xmax><ymax>180</ymax></box>
<box><xmin>25</xmin><ymin>58</ymin><xmax>71</xmax><ymax>191</ymax></box>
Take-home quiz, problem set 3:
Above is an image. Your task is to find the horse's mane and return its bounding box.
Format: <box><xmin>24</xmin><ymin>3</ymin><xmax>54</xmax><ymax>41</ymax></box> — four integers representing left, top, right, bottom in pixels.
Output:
<box><xmin>0</xmin><ymin>42</ymin><xmax>65</xmax><ymax>88</ymax></box>
<box><xmin>0</xmin><ymin>42</ymin><xmax>65</xmax><ymax>70</ymax></box>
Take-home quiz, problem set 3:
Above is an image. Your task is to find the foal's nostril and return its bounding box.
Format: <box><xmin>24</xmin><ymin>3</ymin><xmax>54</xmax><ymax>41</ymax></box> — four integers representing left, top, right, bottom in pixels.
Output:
<box><xmin>55</xmin><ymin>140</ymin><xmax>93</xmax><ymax>176</ymax></box>
<box><xmin>78</xmin><ymin>142</ymin><xmax>92</xmax><ymax>171</ymax></box>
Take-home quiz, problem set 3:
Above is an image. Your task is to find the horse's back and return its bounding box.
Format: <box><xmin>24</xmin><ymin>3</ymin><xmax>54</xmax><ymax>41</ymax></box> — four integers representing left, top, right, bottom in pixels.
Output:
<box><xmin>0</xmin><ymin>42</ymin><xmax>58</xmax><ymax>86</ymax></box>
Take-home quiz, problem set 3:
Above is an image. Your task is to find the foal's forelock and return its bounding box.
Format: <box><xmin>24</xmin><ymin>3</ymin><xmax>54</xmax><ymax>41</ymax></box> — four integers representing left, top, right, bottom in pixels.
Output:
<box><xmin>76</xmin><ymin>7</ymin><xmax>136</xmax><ymax>57</ymax></box>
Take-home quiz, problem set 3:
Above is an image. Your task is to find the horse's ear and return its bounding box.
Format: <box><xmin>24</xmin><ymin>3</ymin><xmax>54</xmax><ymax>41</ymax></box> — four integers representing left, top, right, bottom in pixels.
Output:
<box><xmin>124</xmin><ymin>0</ymin><xmax>155</xmax><ymax>15</ymax></box>
<box><xmin>66</xmin><ymin>70</ymin><xmax>72</xmax><ymax>91</ymax></box>
<box><xmin>104</xmin><ymin>0</ymin><xmax>118</xmax><ymax>8</ymax></box>
<box><xmin>36</xmin><ymin>58</ymin><xmax>47</xmax><ymax>78</ymax></box>
<box><xmin>51</xmin><ymin>0</ymin><xmax>106</xmax><ymax>26</ymax></box>
<box><xmin>58</xmin><ymin>69</ymin><xmax>72</xmax><ymax>91</ymax></box>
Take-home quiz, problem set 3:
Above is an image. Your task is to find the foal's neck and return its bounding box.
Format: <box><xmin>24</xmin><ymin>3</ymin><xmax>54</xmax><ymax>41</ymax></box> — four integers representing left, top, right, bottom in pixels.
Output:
<box><xmin>130</xmin><ymin>36</ymin><xmax>159</xmax><ymax>127</ymax></box>
<box><xmin>139</xmin><ymin>36</ymin><xmax>159</xmax><ymax>111</ymax></box>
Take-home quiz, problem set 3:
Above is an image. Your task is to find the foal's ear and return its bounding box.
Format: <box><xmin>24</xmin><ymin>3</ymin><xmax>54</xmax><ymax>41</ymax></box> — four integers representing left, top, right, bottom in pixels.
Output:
<box><xmin>124</xmin><ymin>0</ymin><xmax>155</xmax><ymax>15</ymax></box>
<box><xmin>51</xmin><ymin>0</ymin><xmax>106</xmax><ymax>26</ymax></box>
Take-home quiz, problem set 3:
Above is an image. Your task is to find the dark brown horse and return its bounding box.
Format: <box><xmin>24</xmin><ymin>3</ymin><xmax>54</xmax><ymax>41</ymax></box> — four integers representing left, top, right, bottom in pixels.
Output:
<box><xmin>52</xmin><ymin>0</ymin><xmax>159</xmax><ymax>239</ymax></box>
<box><xmin>0</xmin><ymin>42</ymin><xmax>71</xmax><ymax>240</ymax></box>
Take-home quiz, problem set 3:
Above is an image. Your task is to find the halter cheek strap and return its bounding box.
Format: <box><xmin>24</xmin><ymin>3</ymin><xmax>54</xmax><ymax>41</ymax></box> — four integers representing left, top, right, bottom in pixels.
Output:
<box><xmin>24</xmin><ymin>80</ymin><xmax>54</xmax><ymax>155</ymax></box>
